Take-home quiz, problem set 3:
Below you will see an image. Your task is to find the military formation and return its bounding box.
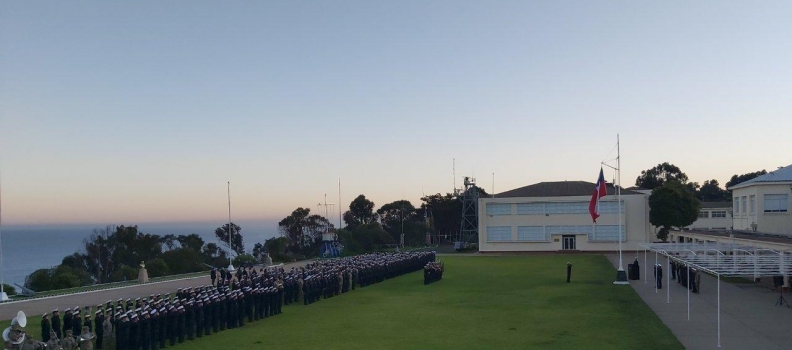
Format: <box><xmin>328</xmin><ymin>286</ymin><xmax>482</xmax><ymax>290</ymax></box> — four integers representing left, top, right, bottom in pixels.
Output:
<box><xmin>423</xmin><ymin>261</ymin><xmax>444</xmax><ymax>285</ymax></box>
<box><xmin>670</xmin><ymin>260</ymin><xmax>701</xmax><ymax>293</ymax></box>
<box><xmin>14</xmin><ymin>251</ymin><xmax>436</xmax><ymax>350</ymax></box>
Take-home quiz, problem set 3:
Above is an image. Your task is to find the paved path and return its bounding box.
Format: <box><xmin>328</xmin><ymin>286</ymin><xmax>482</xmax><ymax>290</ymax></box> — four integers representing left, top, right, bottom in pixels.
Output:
<box><xmin>0</xmin><ymin>261</ymin><xmax>312</xmax><ymax>320</ymax></box>
<box><xmin>607</xmin><ymin>254</ymin><xmax>792</xmax><ymax>350</ymax></box>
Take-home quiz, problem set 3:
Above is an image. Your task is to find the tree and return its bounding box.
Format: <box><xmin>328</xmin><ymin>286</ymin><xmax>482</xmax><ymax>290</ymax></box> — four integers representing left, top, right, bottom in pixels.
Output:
<box><xmin>343</xmin><ymin>195</ymin><xmax>378</xmax><ymax>230</ymax></box>
<box><xmin>264</xmin><ymin>237</ymin><xmax>289</xmax><ymax>262</ymax></box>
<box><xmin>336</xmin><ymin>223</ymin><xmax>394</xmax><ymax>255</ymax></box>
<box><xmin>420</xmin><ymin>193</ymin><xmax>462</xmax><ymax>236</ymax></box>
<box><xmin>278</xmin><ymin>208</ymin><xmax>332</xmax><ymax>256</ymax></box>
<box><xmin>214</xmin><ymin>223</ymin><xmax>244</xmax><ymax>256</ymax></box>
<box><xmin>160</xmin><ymin>234</ymin><xmax>178</xmax><ymax>251</ymax></box>
<box><xmin>202</xmin><ymin>242</ymin><xmax>229</xmax><ymax>268</ymax></box>
<box><xmin>177</xmin><ymin>234</ymin><xmax>205</xmax><ymax>252</ymax></box>
<box><xmin>145</xmin><ymin>258</ymin><xmax>170</xmax><ymax>277</ymax></box>
<box><xmin>696</xmin><ymin>179</ymin><xmax>730</xmax><ymax>202</ymax></box>
<box><xmin>649</xmin><ymin>181</ymin><xmax>701</xmax><ymax>242</ymax></box>
<box><xmin>725</xmin><ymin>170</ymin><xmax>767</xmax><ymax>188</ymax></box>
<box><xmin>233</xmin><ymin>254</ymin><xmax>259</xmax><ymax>267</ymax></box>
<box><xmin>1</xmin><ymin>284</ymin><xmax>16</xmax><ymax>296</ymax></box>
<box><xmin>252</xmin><ymin>243</ymin><xmax>265</xmax><ymax>260</ymax></box>
<box><xmin>635</xmin><ymin>162</ymin><xmax>689</xmax><ymax>190</ymax></box>
<box><xmin>162</xmin><ymin>248</ymin><xmax>205</xmax><ymax>274</ymax></box>
<box><xmin>377</xmin><ymin>200</ymin><xmax>416</xmax><ymax>238</ymax></box>
<box><xmin>377</xmin><ymin>200</ymin><xmax>430</xmax><ymax>246</ymax></box>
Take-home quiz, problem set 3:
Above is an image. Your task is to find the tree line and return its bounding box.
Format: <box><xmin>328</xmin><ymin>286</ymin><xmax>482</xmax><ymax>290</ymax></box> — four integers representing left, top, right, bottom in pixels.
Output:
<box><xmin>636</xmin><ymin>162</ymin><xmax>768</xmax><ymax>241</ymax></box>
<box><xmin>266</xmin><ymin>189</ymin><xmax>487</xmax><ymax>260</ymax></box>
<box><xmin>25</xmin><ymin>224</ymin><xmax>259</xmax><ymax>292</ymax></box>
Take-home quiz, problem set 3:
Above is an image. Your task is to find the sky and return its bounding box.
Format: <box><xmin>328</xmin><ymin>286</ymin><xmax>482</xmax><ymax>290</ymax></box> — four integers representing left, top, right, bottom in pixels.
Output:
<box><xmin>1</xmin><ymin>1</ymin><xmax>791</xmax><ymax>229</ymax></box>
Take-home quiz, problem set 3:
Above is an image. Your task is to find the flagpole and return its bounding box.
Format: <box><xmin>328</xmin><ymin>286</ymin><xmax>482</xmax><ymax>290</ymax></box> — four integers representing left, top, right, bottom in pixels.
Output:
<box><xmin>614</xmin><ymin>133</ymin><xmax>628</xmax><ymax>284</ymax></box>
<box><xmin>228</xmin><ymin>181</ymin><xmax>235</xmax><ymax>272</ymax></box>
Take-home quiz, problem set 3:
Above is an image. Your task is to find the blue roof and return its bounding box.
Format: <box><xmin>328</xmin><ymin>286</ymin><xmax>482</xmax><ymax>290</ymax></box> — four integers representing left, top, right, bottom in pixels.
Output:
<box><xmin>729</xmin><ymin>164</ymin><xmax>792</xmax><ymax>189</ymax></box>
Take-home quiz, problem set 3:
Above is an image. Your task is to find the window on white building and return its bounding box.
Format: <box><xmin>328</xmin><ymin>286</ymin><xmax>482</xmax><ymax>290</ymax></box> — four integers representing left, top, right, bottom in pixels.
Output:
<box><xmin>750</xmin><ymin>195</ymin><xmax>756</xmax><ymax>214</ymax></box>
<box><xmin>734</xmin><ymin>197</ymin><xmax>740</xmax><ymax>215</ymax></box>
<box><xmin>516</xmin><ymin>203</ymin><xmax>544</xmax><ymax>215</ymax></box>
<box><xmin>486</xmin><ymin>226</ymin><xmax>512</xmax><ymax>241</ymax></box>
<box><xmin>741</xmin><ymin>196</ymin><xmax>747</xmax><ymax>214</ymax></box>
<box><xmin>764</xmin><ymin>194</ymin><xmax>789</xmax><ymax>213</ymax></box>
<box><xmin>698</xmin><ymin>211</ymin><xmax>709</xmax><ymax>218</ymax></box>
<box><xmin>517</xmin><ymin>226</ymin><xmax>547</xmax><ymax>241</ymax></box>
<box><xmin>545</xmin><ymin>202</ymin><xmax>588</xmax><ymax>214</ymax></box>
<box><xmin>711</xmin><ymin>211</ymin><xmax>727</xmax><ymax>218</ymax></box>
<box><xmin>589</xmin><ymin>225</ymin><xmax>626</xmax><ymax>242</ymax></box>
<box><xmin>486</xmin><ymin>203</ymin><xmax>511</xmax><ymax>216</ymax></box>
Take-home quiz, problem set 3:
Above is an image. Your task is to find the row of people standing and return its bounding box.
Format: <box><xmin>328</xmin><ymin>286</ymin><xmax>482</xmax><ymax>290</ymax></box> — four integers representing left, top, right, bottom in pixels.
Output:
<box><xmin>423</xmin><ymin>261</ymin><xmax>444</xmax><ymax>285</ymax></box>
<box><xmin>32</xmin><ymin>251</ymin><xmax>437</xmax><ymax>350</ymax></box>
<box><xmin>669</xmin><ymin>260</ymin><xmax>701</xmax><ymax>293</ymax></box>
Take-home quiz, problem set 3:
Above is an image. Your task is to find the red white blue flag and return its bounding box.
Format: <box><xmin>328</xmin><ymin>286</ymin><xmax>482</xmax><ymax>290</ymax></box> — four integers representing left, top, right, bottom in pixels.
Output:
<box><xmin>589</xmin><ymin>168</ymin><xmax>607</xmax><ymax>223</ymax></box>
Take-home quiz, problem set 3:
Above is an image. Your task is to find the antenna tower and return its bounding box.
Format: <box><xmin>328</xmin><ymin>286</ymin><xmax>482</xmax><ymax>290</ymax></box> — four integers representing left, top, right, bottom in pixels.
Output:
<box><xmin>458</xmin><ymin>176</ymin><xmax>479</xmax><ymax>245</ymax></box>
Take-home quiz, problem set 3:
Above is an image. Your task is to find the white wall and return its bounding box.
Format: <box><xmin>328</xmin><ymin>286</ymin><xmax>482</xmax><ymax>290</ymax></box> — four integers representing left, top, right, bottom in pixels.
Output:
<box><xmin>732</xmin><ymin>184</ymin><xmax>792</xmax><ymax>236</ymax></box>
<box><xmin>688</xmin><ymin>208</ymin><xmax>732</xmax><ymax>231</ymax></box>
<box><xmin>477</xmin><ymin>193</ymin><xmax>651</xmax><ymax>252</ymax></box>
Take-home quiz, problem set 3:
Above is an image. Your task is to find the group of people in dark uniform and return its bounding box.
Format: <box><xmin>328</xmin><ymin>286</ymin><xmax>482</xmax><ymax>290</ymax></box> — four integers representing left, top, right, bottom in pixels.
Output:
<box><xmin>670</xmin><ymin>259</ymin><xmax>701</xmax><ymax>293</ymax></box>
<box><xmin>423</xmin><ymin>261</ymin><xmax>444</xmax><ymax>285</ymax></box>
<box><xmin>24</xmin><ymin>251</ymin><xmax>437</xmax><ymax>350</ymax></box>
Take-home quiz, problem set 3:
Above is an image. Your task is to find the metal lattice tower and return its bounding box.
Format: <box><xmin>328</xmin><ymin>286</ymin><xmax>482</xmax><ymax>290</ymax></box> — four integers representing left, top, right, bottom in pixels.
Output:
<box><xmin>459</xmin><ymin>176</ymin><xmax>479</xmax><ymax>243</ymax></box>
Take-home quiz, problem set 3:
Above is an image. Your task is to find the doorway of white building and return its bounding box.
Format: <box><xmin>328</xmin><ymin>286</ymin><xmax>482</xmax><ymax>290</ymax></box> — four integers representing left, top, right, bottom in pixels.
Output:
<box><xmin>562</xmin><ymin>235</ymin><xmax>576</xmax><ymax>250</ymax></box>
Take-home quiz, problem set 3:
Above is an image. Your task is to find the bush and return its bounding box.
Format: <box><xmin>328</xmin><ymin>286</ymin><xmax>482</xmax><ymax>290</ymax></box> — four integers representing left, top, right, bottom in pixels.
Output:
<box><xmin>145</xmin><ymin>258</ymin><xmax>170</xmax><ymax>278</ymax></box>
<box><xmin>163</xmin><ymin>248</ymin><xmax>206</xmax><ymax>274</ymax></box>
<box><xmin>233</xmin><ymin>254</ymin><xmax>259</xmax><ymax>267</ymax></box>
<box><xmin>25</xmin><ymin>268</ymin><xmax>53</xmax><ymax>292</ymax></box>
<box><xmin>112</xmin><ymin>264</ymin><xmax>138</xmax><ymax>282</ymax></box>
<box><xmin>1</xmin><ymin>284</ymin><xmax>16</xmax><ymax>296</ymax></box>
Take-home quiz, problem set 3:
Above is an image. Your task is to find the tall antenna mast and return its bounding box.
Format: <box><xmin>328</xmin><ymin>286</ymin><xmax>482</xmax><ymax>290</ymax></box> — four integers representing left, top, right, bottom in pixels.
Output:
<box><xmin>0</xmin><ymin>159</ymin><xmax>5</xmax><ymax>301</ymax></box>
<box><xmin>338</xmin><ymin>178</ymin><xmax>342</xmax><ymax>229</ymax></box>
<box><xmin>453</xmin><ymin>158</ymin><xmax>456</xmax><ymax>195</ymax></box>
<box><xmin>227</xmin><ymin>181</ymin><xmax>235</xmax><ymax>271</ymax></box>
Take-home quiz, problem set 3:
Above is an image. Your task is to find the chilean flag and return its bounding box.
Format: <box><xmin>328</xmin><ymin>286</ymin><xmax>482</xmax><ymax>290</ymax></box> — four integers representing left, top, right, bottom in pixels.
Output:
<box><xmin>589</xmin><ymin>168</ymin><xmax>607</xmax><ymax>223</ymax></box>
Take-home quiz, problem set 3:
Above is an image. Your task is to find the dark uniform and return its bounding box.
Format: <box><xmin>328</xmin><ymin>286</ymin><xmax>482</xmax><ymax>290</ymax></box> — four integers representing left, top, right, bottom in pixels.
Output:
<box><xmin>41</xmin><ymin>314</ymin><xmax>51</xmax><ymax>342</ymax></box>
<box><xmin>95</xmin><ymin>311</ymin><xmax>105</xmax><ymax>349</ymax></box>
<box><xmin>52</xmin><ymin>310</ymin><xmax>62</xmax><ymax>340</ymax></box>
<box><xmin>63</xmin><ymin>309</ymin><xmax>73</xmax><ymax>338</ymax></box>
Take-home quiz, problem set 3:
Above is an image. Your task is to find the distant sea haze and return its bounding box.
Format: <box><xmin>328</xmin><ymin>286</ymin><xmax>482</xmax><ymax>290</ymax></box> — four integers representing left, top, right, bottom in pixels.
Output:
<box><xmin>0</xmin><ymin>221</ymin><xmax>280</xmax><ymax>288</ymax></box>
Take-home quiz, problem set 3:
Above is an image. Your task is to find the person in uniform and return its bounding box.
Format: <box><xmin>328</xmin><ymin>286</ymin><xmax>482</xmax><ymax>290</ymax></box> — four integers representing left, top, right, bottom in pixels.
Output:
<box><xmin>95</xmin><ymin>309</ymin><xmax>105</xmax><ymax>349</ymax></box>
<box><xmin>103</xmin><ymin>311</ymin><xmax>114</xmax><ymax>350</ymax></box>
<box><xmin>72</xmin><ymin>309</ymin><xmax>82</xmax><ymax>338</ymax></box>
<box><xmin>52</xmin><ymin>309</ymin><xmax>62</xmax><ymax>340</ymax></box>
<box><xmin>61</xmin><ymin>329</ymin><xmax>77</xmax><ymax>350</ymax></box>
<box><xmin>84</xmin><ymin>313</ymin><xmax>93</xmax><ymax>333</ymax></box>
<box><xmin>41</xmin><ymin>313</ymin><xmax>51</xmax><ymax>342</ymax></box>
<box><xmin>21</xmin><ymin>336</ymin><xmax>43</xmax><ymax>350</ymax></box>
<box><xmin>79</xmin><ymin>326</ymin><xmax>95</xmax><ymax>350</ymax></box>
<box><xmin>210</xmin><ymin>269</ymin><xmax>217</xmax><ymax>287</ymax></box>
<box><xmin>63</xmin><ymin>309</ymin><xmax>72</xmax><ymax>339</ymax></box>
<box><xmin>46</xmin><ymin>331</ymin><xmax>60</xmax><ymax>350</ymax></box>
<box><xmin>148</xmin><ymin>310</ymin><xmax>158</xmax><ymax>350</ymax></box>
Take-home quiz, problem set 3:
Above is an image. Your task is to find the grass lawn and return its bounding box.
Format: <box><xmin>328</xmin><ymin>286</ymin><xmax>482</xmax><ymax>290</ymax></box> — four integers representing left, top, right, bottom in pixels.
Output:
<box><xmin>11</xmin><ymin>255</ymin><xmax>683</xmax><ymax>350</ymax></box>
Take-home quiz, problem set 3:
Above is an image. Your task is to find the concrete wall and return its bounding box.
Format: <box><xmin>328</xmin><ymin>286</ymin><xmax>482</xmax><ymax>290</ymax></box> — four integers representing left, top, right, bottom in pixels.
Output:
<box><xmin>732</xmin><ymin>184</ymin><xmax>792</xmax><ymax>236</ymax></box>
<box><xmin>478</xmin><ymin>193</ymin><xmax>652</xmax><ymax>252</ymax></box>
<box><xmin>688</xmin><ymin>208</ymin><xmax>732</xmax><ymax>231</ymax></box>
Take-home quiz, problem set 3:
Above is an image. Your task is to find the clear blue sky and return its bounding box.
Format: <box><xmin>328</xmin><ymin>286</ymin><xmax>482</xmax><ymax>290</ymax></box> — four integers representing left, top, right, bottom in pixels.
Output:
<box><xmin>1</xmin><ymin>1</ymin><xmax>790</xmax><ymax>227</ymax></box>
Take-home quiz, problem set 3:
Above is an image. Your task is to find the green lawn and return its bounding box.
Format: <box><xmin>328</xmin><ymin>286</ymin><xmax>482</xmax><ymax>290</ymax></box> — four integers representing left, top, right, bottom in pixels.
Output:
<box><xmin>11</xmin><ymin>255</ymin><xmax>683</xmax><ymax>350</ymax></box>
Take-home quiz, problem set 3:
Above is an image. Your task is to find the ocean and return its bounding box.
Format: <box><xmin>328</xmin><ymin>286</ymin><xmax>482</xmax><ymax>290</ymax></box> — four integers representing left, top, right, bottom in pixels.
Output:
<box><xmin>0</xmin><ymin>220</ymin><xmax>280</xmax><ymax>288</ymax></box>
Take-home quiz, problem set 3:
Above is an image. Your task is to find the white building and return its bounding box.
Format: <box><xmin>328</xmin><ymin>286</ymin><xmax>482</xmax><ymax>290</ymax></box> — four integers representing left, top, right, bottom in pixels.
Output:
<box><xmin>687</xmin><ymin>202</ymin><xmax>733</xmax><ymax>231</ymax></box>
<box><xmin>728</xmin><ymin>164</ymin><xmax>792</xmax><ymax>236</ymax></box>
<box><xmin>478</xmin><ymin>181</ymin><xmax>652</xmax><ymax>252</ymax></box>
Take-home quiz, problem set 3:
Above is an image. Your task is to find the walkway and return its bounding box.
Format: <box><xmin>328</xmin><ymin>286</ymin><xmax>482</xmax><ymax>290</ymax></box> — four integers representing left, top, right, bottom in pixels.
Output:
<box><xmin>608</xmin><ymin>254</ymin><xmax>792</xmax><ymax>350</ymax></box>
<box><xmin>0</xmin><ymin>261</ymin><xmax>311</xmax><ymax>320</ymax></box>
